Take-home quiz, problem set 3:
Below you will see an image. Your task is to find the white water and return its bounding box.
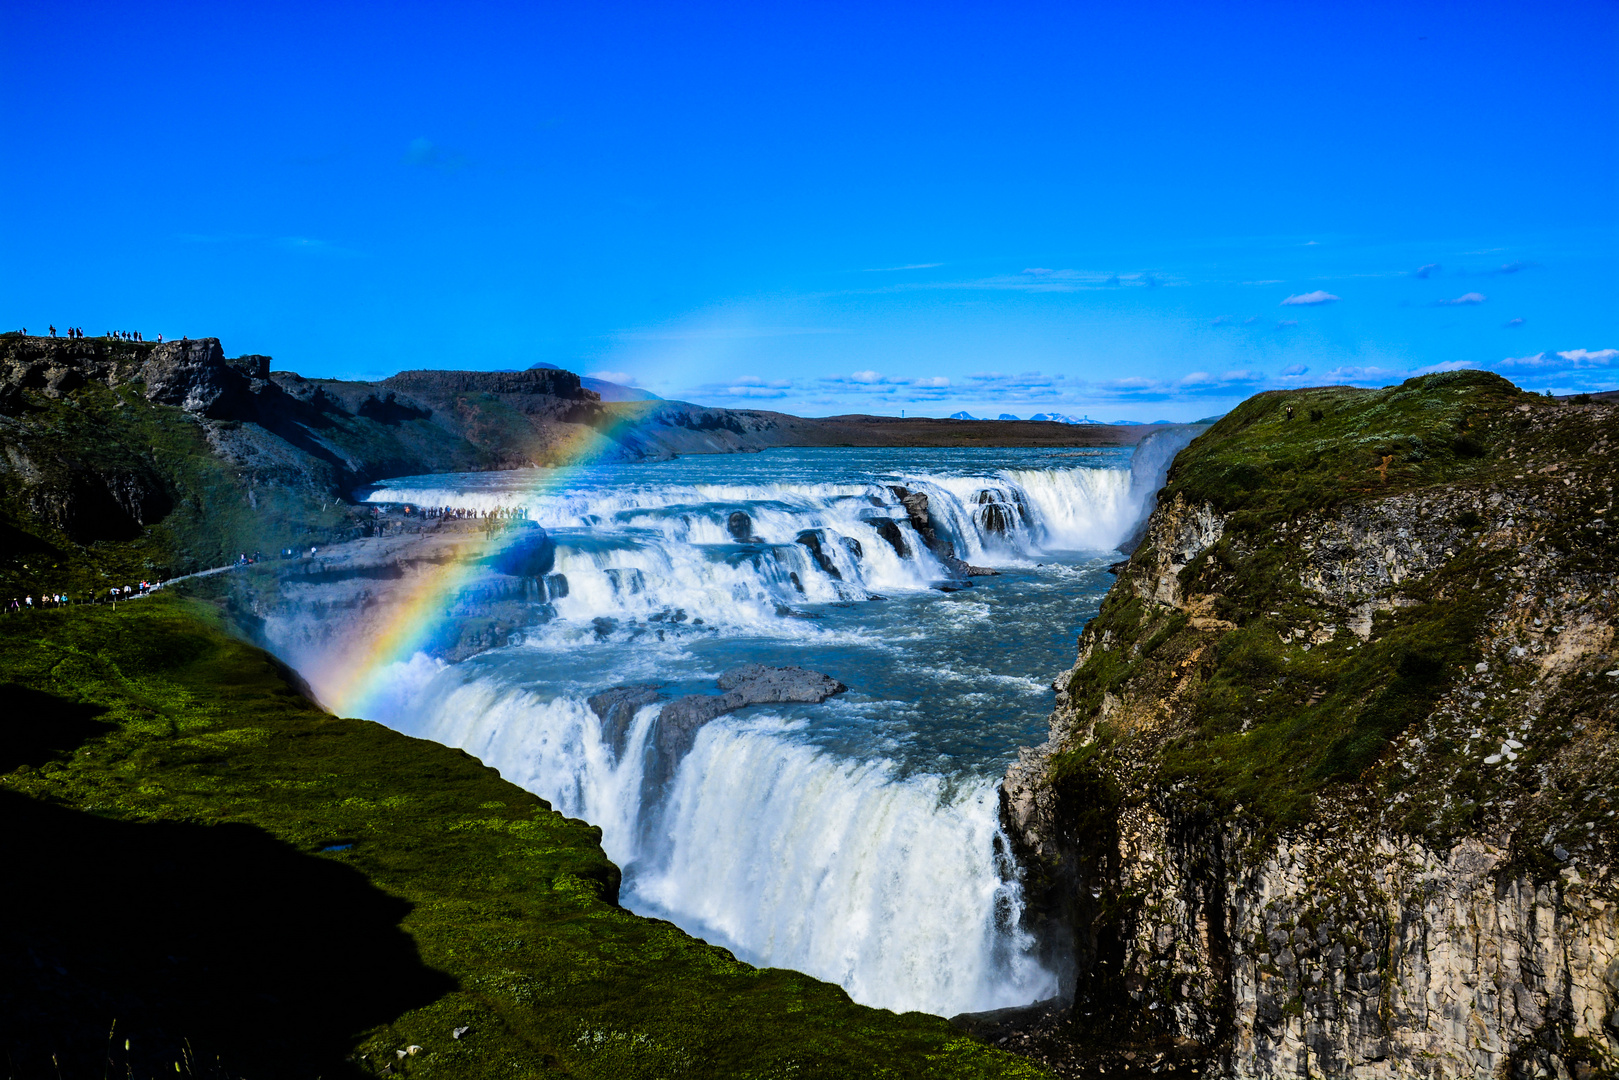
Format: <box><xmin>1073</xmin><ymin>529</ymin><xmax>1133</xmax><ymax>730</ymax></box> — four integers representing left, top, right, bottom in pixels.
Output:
<box><xmin>326</xmin><ymin>441</ymin><xmax>1200</xmax><ymax>1017</ymax></box>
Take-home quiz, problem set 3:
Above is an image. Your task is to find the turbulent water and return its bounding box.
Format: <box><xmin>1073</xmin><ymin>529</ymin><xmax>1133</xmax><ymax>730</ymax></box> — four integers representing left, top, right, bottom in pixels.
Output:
<box><xmin>343</xmin><ymin>436</ymin><xmax>1193</xmax><ymax>1016</ymax></box>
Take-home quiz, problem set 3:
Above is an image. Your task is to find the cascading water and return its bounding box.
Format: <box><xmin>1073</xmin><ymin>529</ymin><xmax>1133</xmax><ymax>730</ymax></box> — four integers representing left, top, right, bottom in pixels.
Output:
<box><xmin>285</xmin><ymin>441</ymin><xmax>1198</xmax><ymax>1017</ymax></box>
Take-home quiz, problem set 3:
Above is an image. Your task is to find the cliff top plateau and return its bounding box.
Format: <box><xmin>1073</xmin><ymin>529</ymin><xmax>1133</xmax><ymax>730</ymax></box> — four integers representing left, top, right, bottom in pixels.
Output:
<box><xmin>995</xmin><ymin>369</ymin><xmax>1619</xmax><ymax>1079</ymax></box>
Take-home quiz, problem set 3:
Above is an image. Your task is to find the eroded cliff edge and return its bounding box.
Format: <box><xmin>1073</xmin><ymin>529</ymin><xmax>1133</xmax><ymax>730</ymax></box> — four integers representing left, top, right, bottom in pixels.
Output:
<box><xmin>999</xmin><ymin>371</ymin><xmax>1618</xmax><ymax>1079</ymax></box>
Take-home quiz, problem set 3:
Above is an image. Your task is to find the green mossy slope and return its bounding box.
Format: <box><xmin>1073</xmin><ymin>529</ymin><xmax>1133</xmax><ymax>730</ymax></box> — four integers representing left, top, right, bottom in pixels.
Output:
<box><xmin>1046</xmin><ymin>370</ymin><xmax>1618</xmax><ymax>840</ymax></box>
<box><xmin>0</xmin><ymin>377</ymin><xmax>356</xmax><ymax>599</ymax></box>
<box><xmin>1</xmin><ymin>597</ymin><xmax>1047</xmax><ymax>1080</ymax></box>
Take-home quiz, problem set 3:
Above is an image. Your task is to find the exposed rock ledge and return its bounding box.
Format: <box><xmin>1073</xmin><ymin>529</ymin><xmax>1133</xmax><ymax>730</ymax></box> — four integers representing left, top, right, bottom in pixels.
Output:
<box><xmin>591</xmin><ymin>666</ymin><xmax>848</xmax><ymax>785</ymax></box>
<box><xmin>995</xmin><ymin>374</ymin><xmax>1618</xmax><ymax>1079</ymax></box>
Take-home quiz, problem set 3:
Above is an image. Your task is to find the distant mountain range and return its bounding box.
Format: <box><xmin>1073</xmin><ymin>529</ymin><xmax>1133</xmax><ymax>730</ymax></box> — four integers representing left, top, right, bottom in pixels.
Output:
<box><xmin>947</xmin><ymin>410</ymin><xmax>1188</xmax><ymax>425</ymax></box>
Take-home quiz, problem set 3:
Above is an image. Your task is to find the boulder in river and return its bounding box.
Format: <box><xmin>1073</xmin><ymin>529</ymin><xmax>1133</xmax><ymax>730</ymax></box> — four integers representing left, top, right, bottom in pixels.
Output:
<box><xmin>587</xmin><ymin>685</ymin><xmax>665</xmax><ymax>754</ymax></box>
<box><xmin>727</xmin><ymin>510</ymin><xmax>753</xmax><ymax>541</ymax></box>
<box><xmin>793</xmin><ymin>529</ymin><xmax>843</xmax><ymax>580</ymax></box>
<box><xmin>887</xmin><ymin>486</ymin><xmax>997</xmax><ymax>578</ymax></box>
<box><xmin>715</xmin><ymin>664</ymin><xmax>847</xmax><ymax>702</ymax></box>
<box><xmin>864</xmin><ymin>516</ymin><xmax>909</xmax><ymax>557</ymax></box>
<box><xmin>652</xmin><ymin>665</ymin><xmax>848</xmax><ymax>778</ymax></box>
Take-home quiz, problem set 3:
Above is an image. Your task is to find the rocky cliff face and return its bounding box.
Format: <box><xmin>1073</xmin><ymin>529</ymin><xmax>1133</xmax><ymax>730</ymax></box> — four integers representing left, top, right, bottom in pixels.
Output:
<box><xmin>998</xmin><ymin>372</ymin><xmax>1618</xmax><ymax>1079</ymax></box>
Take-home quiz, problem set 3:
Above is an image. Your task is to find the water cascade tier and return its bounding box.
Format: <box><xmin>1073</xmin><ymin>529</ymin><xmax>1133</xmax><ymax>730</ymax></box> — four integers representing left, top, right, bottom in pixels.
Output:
<box><xmin>266</xmin><ymin>438</ymin><xmax>1197</xmax><ymax>1017</ymax></box>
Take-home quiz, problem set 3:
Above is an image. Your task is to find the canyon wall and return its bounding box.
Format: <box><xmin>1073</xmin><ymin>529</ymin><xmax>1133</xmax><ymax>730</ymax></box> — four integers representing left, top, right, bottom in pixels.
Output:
<box><xmin>1002</xmin><ymin>372</ymin><xmax>1619</xmax><ymax>1078</ymax></box>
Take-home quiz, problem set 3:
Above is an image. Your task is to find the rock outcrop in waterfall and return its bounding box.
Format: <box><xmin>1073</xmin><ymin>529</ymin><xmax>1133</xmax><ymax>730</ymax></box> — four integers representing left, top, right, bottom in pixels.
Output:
<box><xmin>997</xmin><ymin>371</ymin><xmax>1618</xmax><ymax>1079</ymax></box>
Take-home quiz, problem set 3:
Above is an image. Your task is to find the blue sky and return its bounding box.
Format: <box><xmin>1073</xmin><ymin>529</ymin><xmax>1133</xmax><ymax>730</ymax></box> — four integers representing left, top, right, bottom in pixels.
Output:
<box><xmin>3</xmin><ymin>1</ymin><xmax>1615</xmax><ymax>420</ymax></box>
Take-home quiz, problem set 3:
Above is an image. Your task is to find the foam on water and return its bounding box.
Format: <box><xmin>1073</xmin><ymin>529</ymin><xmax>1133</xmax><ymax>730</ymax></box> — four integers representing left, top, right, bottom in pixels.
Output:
<box><xmin>309</xmin><ymin>442</ymin><xmax>1200</xmax><ymax>1016</ymax></box>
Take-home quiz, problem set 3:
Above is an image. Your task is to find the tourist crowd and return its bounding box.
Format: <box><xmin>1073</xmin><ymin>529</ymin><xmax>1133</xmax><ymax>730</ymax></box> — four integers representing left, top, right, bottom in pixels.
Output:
<box><xmin>378</xmin><ymin>504</ymin><xmax>530</xmax><ymax>521</ymax></box>
<box><xmin>6</xmin><ymin>580</ymin><xmax>159</xmax><ymax>613</ymax></box>
<box><xmin>33</xmin><ymin>326</ymin><xmax>164</xmax><ymax>342</ymax></box>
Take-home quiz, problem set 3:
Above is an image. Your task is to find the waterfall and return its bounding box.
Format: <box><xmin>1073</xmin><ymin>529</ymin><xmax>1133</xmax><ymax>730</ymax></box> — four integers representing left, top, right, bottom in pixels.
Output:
<box><xmin>636</xmin><ymin>720</ymin><xmax>1050</xmax><ymax>1015</ymax></box>
<box><xmin>377</xmin><ymin>672</ymin><xmax>1056</xmax><ymax>1017</ymax></box>
<box><xmin>359</xmin><ymin>463</ymin><xmax>1149</xmax><ymax>642</ymax></box>
<box><xmin>296</xmin><ymin>447</ymin><xmax>1192</xmax><ymax>1018</ymax></box>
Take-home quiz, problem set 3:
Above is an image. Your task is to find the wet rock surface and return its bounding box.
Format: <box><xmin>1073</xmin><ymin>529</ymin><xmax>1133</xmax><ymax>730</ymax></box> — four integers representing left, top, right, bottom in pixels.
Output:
<box><xmin>652</xmin><ymin>665</ymin><xmax>848</xmax><ymax>778</ymax></box>
<box><xmin>889</xmin><ymin>485</ymin><xmax>999</xmax><ymax>578</ymax></box>
<box><xmin>587</xmin><ymin>685</ymin><xmax>665</xmax><ymax>754</ymax></box>
<box><xmin>794</xmin><ymin>528</ymin><xmax>844</xmax><ymax>579</ymax></box>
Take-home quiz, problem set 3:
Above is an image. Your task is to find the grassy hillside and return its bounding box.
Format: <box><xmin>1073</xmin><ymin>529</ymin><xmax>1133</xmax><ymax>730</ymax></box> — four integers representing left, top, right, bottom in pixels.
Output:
<box><xmin>1</xmin><ymin>595</ymin><xmax>1046</xmax><ymax>1079</ymax></box>
<box><xmin>0</xmin><ymin>377</ymin><xmax>359</xmax><ymax>600</ymax></box>
<box><xmin>1049</xmin><ymin>370</ymin><xmax>1617</xmax><ymax>850</ymax></box>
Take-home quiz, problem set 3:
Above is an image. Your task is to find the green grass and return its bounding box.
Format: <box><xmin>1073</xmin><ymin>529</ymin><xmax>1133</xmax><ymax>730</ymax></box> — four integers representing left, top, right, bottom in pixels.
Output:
<box><xmin>1161</xmin><ymin>369</ymin><xmax>1529</xmax><ymax>526</ymax></box>
<box><xmin>1</xmin><ymin>596</ymin><xmax>1048</xmax><ymax>1080</ymax></box>
<box><xmin>0</xmin><ymin>379</ymin><xmax>352</xmax><ymax>599</ymax></box>
<box><xmin>1045</xmin><ymin>370</ymin><xmax>1610</xmax><ymax>836</ymax></box>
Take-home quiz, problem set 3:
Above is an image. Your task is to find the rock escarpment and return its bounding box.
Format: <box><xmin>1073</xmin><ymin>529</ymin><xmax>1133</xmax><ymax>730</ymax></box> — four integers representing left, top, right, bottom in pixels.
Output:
<box><xmin>998</xmin><ymin>372</ymin><xmax>1619</xmax><ymax>1079</ymax></box>
<box><xmin>889</xmin><ymin>485</ymin><xmax>999</xmax><ymax>578</ymax></box>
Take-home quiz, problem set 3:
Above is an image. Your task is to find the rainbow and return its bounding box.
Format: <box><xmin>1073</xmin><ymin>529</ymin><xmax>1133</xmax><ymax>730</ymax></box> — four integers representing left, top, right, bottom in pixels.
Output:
<box><xmin>321</xmin><ymin>409</ymin><xmax>647</xmax><ymax>718</ymax></box>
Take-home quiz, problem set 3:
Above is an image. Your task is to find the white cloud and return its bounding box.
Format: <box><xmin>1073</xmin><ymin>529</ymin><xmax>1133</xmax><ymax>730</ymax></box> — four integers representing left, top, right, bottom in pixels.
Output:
<box><xmin>721</xmin><ymin>385</ymin><xmax>793</xmax><ymax>399</ymax></box>
<box><xmin>1436</xmin><ymin>292</ymin><xmax>1487</xmax><ymax>306</ymax></box>
<box><xmin>1557</xmin><ymin>348</ymin><xmax>1619</xmax><ymax>366</ymax></box>
<box><xmin>861</xmin><ymin>262</ymin><xmax>944</xmax><ymax>272</ymax></box>
<box><xmin>1322</xmin><ymin>365</ymin><xmax>1402</xmax><ymax>383</ymax></box>
<box><xmin>1279</xmin><ymin>364</ymin><xmax>1310</xmax><ymax>377</ymax></box>
<box><xmin>1281</xmin><ymin>290</ymin><xmax>1340</xmax><ymax>306</ymax></box>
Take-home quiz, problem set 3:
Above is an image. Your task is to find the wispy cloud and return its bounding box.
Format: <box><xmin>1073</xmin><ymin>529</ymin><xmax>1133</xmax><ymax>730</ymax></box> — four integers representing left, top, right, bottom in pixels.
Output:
<box><xmin>1504</xmin><ymin>317</ymin><xmax>1525</xmax><ymax>328</ymax></box>
<box><xmin>1413</xmin><ymin>263</ymin><xmax>1441</xmax><ymax>278</ymax></box>
<box><xmin>1497</xmin><ymin>348</ymin><xmax>1619</xmax><ymax>371</ymax></box>
<box><xmin>1435</xmin><ymin>292</ymin><xmax>1487</xmax><ymax>306</ymax></box>
<box><xmin>861</xmin><ymin>262</ymin><xmax>943</xmax><ymax>272</ymax></box>
<box><xmin>403</xmin><ymin>137</ymin><xmax>467</xmax><ymax>171</ymax></box>
<box><xmin>177</xmin><ymin>231</ymin><xmax>259</xmax><ymax>244</ymax></box>
<box><xmin>1281</xmin><ymin>290</ymin><xmax>1339</xmax><ymax>306</ymax></box>
<box><xmin>1277</xmin><ymin>319</ymin><xmax>1299</xmax><ymax>328</ymax></box>
<box><xmin>1279</xmin><ymin>363</ymin><xmax>1310</xmax><ymax>377</ymax></box>
<box><xmin>820</xmin><ymin>370</ymin><xmax>956</xmax><ymax>398</ymax></box>
<box><xmin>275</xmin><ymin>236</ymin><xmax>365</xmax><ymax>257</ymax></box>
<box><xmin>613</xmin><ymin>326</ymin><xmax>845</xmax><ymax>342</ymax></box>
<box><xmin>863</xmin><ymin>268</ymin><xmax>1173</xmax><ymax>295</ymax></box>
<box><xmin>1322</xmin><ymin>365</ymin><xmax>1403</xmax><ymax>382</ymax></box>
